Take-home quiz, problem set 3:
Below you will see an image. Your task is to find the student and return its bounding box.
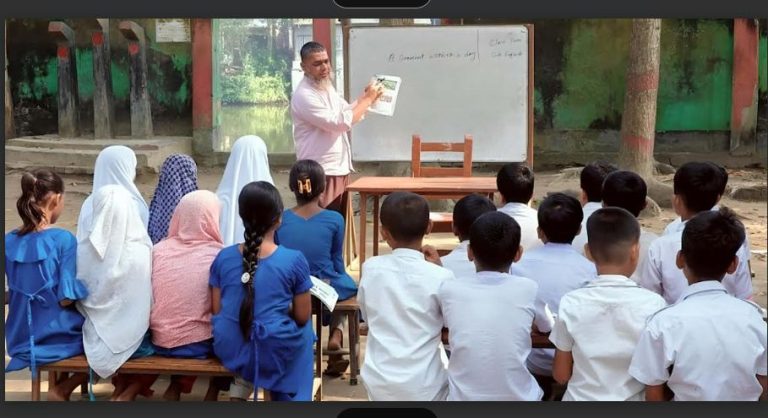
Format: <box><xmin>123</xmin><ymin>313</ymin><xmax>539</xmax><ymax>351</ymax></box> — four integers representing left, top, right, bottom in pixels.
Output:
<box><xmin>571</xmin><ymin>161</ymin><xmax>618</xmax><ymax>255</ymax></box>
<box><xmin>5</xmin><ymin>170</ymin><xmax>89</xmax><ymax>401</ymax></box>
<box><xmin>276</xmin><ymin>159</ymin><xmax>357</xmax><ymax>377</ymax></box>
<box><xmin>150</xmin><ymin>190</ymin><xmax>223</xmax><ymax>401</ymax></box>
<box><xmin>511</xmin><ymin>193</ymin><xmax>596</xmax><ymax>398</ymax></box>
<box><xmin>601</xmin><ymin>171</ymin><xmax>658</xmax><ymax>282</ymax></box>
<box><xmin>77</xmin><ymin>145</ymin><xmax>149</xmax><ymax>241</ymax></box>
<box><xmin>76</xmin><ymin>185</ymin><xmax>155</xmax><ymax>401</ymax></box>
<box><xmin>440</xmin><ymin>194</ymin><xmax>497</xmax><ymax>279</ymax></box>
<box><xmin>636</xmin><ymin>162</ymin><xmax>752</xmax><ymax>304</ymax></box>
<box><xmin>358</xmin><ymin>192</ymin><xmax>455</xmax><ymax>401</ymax></box>
<box><xmin>629</xmin><ymin>208</ymin><xmax>767</xmax><ymax>401</ymax></box>
<box><xmin>210</xmin><ymin>181</ymin><xmax>315</xmax><ymax>401</ymax></box>
<box><xmin>662</xmin><ymin>162</ymin><xmax>726</xmax><ymax>235</ymax></box>
<box><xmin>439</xmin><ymin>212</ymin><xmax>550</xmax><ymax>401</ymax></box>
<box><xmin>550</xmin><ymin>207</ymin><xmax>666</xmax><ymax>401</ymax></box>
<box><xmin>216</xmin><ymin>135</ymin><xmax>275</xmax><ymax>246</ymax></box>
<box><xmin>147</xmin><ymin>153</ymin><xmax>198</xmax><ymax>244</ymax></box>
<box><xmin>496</xmin><ymin>163</ymin><xmax>542</xmax><ymax>252</ymax></box>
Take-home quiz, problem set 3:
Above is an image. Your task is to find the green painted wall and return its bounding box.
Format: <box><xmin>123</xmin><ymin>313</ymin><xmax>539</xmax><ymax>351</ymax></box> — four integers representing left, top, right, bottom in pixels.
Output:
<box><xmin>8</xmin><ymin>18</ymin><xmax>766</xmax><ymax>143</ymax></box>
<box><xmin>7</xmin><ymin>18</ymin><xmax>192</xmax><ymax>136</ymax></box>
<box><xmin>552</xmin><ymin>19</ymin><xmax>735</xmax><ymax>132</ymax></box>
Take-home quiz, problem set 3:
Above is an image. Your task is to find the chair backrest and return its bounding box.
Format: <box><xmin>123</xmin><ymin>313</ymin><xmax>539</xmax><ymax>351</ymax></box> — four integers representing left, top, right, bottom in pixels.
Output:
<box><xmin>411</xmin><ymin>134</ymin><xmax>473</xmax><ymax>178</ymax></box>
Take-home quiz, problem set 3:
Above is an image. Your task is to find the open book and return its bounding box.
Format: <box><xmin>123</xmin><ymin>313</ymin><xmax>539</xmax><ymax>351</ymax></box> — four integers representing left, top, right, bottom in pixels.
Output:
<box><xmin>309</xmin><ymin>275</ymin><xmax>339</xmax><ymax>311</ymax></box>
<box><xmin>368</xmin><ymin>74</ymin><xmax>402</xmax><ymax>117</ymax></box>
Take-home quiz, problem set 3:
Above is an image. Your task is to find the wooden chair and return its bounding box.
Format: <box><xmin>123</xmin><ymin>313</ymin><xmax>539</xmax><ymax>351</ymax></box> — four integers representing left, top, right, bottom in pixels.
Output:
<box><xmin>324</xmin><ymin>297</ymin><xmax>361</xmax><ymax>385</ymax></box>
<box><xmin>411</xmin><ymin>134</ymin><xmax>473</xmax><ymax>233</ymax></box>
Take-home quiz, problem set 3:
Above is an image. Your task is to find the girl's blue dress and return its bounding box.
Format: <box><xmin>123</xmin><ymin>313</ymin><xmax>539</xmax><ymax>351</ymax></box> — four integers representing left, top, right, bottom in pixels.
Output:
<box><xmin>276</xmin><ymin>209</ymin><xmax>357</xmax><ymax>301</ymax></box>
<box><xmin>209</xmin><ymin>245</ymin><xmax>315</xmax><ymax>401</ymax></box>
<box><xmin>5</xmin><ymin>228</ymin><xmax>88</xmax><ymax>374</ymax></box>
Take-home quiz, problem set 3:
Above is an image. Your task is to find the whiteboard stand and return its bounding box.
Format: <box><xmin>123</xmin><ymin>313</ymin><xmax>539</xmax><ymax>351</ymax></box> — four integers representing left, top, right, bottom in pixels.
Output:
<box><xmin>342</xmin><ymin>23</ymin><xmax>536</xmax><ymax>168</ymax></box>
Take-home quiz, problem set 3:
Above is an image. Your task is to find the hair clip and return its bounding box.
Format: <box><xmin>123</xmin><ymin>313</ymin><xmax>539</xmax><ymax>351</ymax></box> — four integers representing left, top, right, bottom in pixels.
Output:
<box><xmin>241</xmin><ymin>272</ymin><xmax>250</xmax><ymax>283</ymax></box>
<box><xmin>297</xmin><ymin>178</ymin><xmax>312</xmax><ymax>194</ymax></box>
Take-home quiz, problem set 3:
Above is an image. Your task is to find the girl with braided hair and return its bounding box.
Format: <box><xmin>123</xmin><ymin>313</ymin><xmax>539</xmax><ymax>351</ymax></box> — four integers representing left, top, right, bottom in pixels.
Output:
<box><xmin>276</xmin><ymin>159</ymin><xmax>357</xmax><ymax>377</ymax></box>
<box><xmin>209</xmin><ymin>181</ymin><xmax>315</xmax><ymax>401</ymax></box>
<box><xmin>5</xmin><ymin>169</ymin><xmax>89</xmax><ymax>400</ymax></box>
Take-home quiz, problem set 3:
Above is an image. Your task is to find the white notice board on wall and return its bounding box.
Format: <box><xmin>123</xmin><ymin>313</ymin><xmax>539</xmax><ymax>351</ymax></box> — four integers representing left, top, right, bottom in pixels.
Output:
<box><xmin>347</xmin><ymin>25</ymin><xmax>533</xmax><ymax>163</ymax></box>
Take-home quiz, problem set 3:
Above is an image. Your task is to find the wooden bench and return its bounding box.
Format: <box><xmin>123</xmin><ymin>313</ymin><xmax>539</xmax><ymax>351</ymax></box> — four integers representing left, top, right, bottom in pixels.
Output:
<box><xmin>34</xmin><ymin>356</ymin><xmax>322</xmax><ymax>401</ymax></box>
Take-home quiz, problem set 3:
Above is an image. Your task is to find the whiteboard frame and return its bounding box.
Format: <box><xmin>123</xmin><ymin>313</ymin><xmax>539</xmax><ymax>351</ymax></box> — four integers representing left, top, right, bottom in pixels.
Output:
<box><xmin>341</xmin><ymin>22</ymin><xmax>535</xmax><ymax>168</ymax></box>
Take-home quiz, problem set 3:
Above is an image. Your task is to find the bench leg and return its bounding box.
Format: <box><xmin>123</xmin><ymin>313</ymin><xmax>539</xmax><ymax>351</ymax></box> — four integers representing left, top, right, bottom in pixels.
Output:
<box><xmin>31</xmin><ymin>369</ymin><xmax>41</xmax><ymax>401</ymax></box>
<box><xmin>348</xmin><ymin>310</ymin><xmax>360</xmax><ymax>386</ymax></box>
<box><xmin>314</xmin><ymin>300</ymin><xmax>323</xmax><ymax>378</ymax></box>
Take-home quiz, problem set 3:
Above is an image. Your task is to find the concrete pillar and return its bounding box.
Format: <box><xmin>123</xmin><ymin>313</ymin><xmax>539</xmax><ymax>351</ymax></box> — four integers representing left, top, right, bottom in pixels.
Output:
<box><xmin>192</xmin><ymin>18</ymin><xmax>222</xmax><ymax>163</ymax></box>
<box><xmin>730</xmin><ymin>18</ymin><xmax>759</xmax><ymax>156</ymax></box>
<box><xmin>119</xmin><ymin>20</ymin><xmax>153</xmax><ymax>138</ymax></box>
<box><xmin>91</xmin><ymin>19</ymin><xmax>115</xmax><ymax>138</ymax></box>
<box><xmin>5</xmin><ymin>25</ymin><xmax>15</xmax><ymax>140</ymax></box>
<box><xmin>48</xmin><ymin>21</ymin><xmax>80</xmax><ymax>138</ymax></box>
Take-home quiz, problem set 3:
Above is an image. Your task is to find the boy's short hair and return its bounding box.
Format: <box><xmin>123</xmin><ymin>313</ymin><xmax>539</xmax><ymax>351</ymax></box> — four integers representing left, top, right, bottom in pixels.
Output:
<box><xmin>537</xmin><ymin>192</ymin><xmax>583</xmax><ymax>244</ymax></box>
<box><xmin>673</xmin><ymin>162</ymin><xmax>720</xmax><ymax>213</ymax></box>
<box><xmin>469</xmin><ymin>211</ymin><xmax>521</xmax><ymax>271</ymax></box>
<box><xmin>496</xmin><ymin>163</ymin><xmax>534</xmax><ymax>204</ymax></box>
<box><xmin>586</xmin><ymin>207</ymin><xmax>640</xmax><ymax>265</ymax></box>
<box><xmin>710</xmin><ymin>162</ymin><xmax>728</xmax><ymax>197</ymax></box>
<box><xmin>453</xmin><ymin>194</ymin><xmax>497</xmax><ymax>240</ymax></box>
<box><xmin>681</xmin><ymin>207</ymin><xmax>746</xmax><ymax>280</ymax></box>
<box><xmin>580</xmin><ymin>161</ymin><xmax>618</xmax><ymax>203</ymax></box>
<box><xmin>380</xmin><ymin>192</ymin><xmax>431</xmax><ymax>242</ymax></box>
<box><xmin>602</xmin><ymin>171</ymin><xmax>647</xmax><ymax>218</ymax></box>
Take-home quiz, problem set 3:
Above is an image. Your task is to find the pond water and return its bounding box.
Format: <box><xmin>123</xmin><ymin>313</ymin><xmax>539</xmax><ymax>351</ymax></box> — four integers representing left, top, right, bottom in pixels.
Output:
<box><xmin>219</xmin><ymin>104</ymin><xmax>295</xmax><ymax>153</ymax></box>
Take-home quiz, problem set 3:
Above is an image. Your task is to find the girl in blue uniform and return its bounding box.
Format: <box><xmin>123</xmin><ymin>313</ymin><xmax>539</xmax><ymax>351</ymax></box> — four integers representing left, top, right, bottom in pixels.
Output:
<box><xmin>276</xmin><ymin>159</ymin><xmax>357</xmax><ymax>376</ymax></box>
<box><xmin>5</xmin><ymin>169</ymin><xmax>89</xmax><ymax>401</ymax></box>
<box><xmin>210</xmin><ymin>181</ymin><xmax>315</xmax><ymax>401</ymax></box>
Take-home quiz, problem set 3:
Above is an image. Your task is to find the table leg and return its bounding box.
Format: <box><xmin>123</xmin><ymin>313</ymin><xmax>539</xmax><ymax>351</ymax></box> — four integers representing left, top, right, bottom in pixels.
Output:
<box><xmin>373</xmin><ymin>195</ymin><xmax>380</xmax><ymax>256</ymax></box>
<box><xmin>359</xmin><ymin>193</ymin><xmax>367</xmax><ymax>271</ymax></box>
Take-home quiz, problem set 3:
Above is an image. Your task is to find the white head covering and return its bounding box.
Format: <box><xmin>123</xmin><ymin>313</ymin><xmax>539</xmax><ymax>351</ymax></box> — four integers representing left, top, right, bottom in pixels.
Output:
<box><xmin>216</xmin><ymin>135</ymin><xmax>274</xmax><ymax>246</ymax></box>
<box><xmin>77</xmin><ymin>145</ymin><xmax>149</xmax><ymax>241</ymax></box>
<box><xmin>76</xmin><ymin>184</ymin><xmax>153</xmax><ymax>378</ymax></box>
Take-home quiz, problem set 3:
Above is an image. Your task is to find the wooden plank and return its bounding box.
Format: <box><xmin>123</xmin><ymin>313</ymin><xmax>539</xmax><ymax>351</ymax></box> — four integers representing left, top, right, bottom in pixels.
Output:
<box><xmin>347</xmin><ymin>176</ymin><xmax>497</xmax><ymax>194</ymax></box>
<box><xmin>40</xmin><ymin>355</ymin><xmax>234</xmax><ymax>376</ymax></box>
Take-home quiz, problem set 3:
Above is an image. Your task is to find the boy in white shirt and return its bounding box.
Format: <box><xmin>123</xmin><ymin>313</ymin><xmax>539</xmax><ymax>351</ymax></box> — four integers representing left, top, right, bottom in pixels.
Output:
<box><xmin>571</xmin><ymin>161</ymin><xmax>618</xmax><ymax>255</ymax></box>
<box><xmin>663</xmin><ymin>162</ymin><xmax>726</xmax><ymax>235</ymax></box>
<box><xmin>636</xmin><ymin>162</ymin><xmax>752</xmax><ymax>304</ymax></box>
<box><xmin>358</xmin><ymin>192</ymin><xmax>455</xmax><ymax>401</ymax></box>
<box><xmin>496</xmin><ymin>163</ymin><xmax>542</xmax><ymax>252</ymax></box>
<box><xmin>440</xmin><ymin>194</ymin><xmax>497</xmax><ymax>279</ymax></box>
<box><xmin>512</xmin><ymin>192</ymin><xmax>597</xmax><ymax>399</ymax></box>
<box><xmin>550</xmin><ymin>207</ymin><xmax>667</xmax><ymax>401</ymax></box>
<box><xmin>439</xmin><ymin>212</ymin><xmax>550</xmax><ymax>401</ymax></box>
<box><xmin>601</xmin><ymin>171</ymin><xmax>659</xmax><ymax>283</ymax></box>
<box><xmin>630</xmin><ymin>208</ymin><xmax>767</xmax><ymax>401</ymax></box>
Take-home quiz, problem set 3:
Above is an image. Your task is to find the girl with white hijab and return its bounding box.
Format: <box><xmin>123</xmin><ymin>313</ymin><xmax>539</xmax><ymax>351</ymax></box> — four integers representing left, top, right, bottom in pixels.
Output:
<box><xmin>77</xmin><ymin>145</ymin><xmax>148</xmax><ymax>241</ymax></box>
<box><xmin>76</xmin><ymin>184</ymin><xmax>153</xmax><ymax>398</ymax></box>
<box><xmin>216</xmin><ymin>135</ymin><xmax>274</xmax><ymax>246</ymax></box>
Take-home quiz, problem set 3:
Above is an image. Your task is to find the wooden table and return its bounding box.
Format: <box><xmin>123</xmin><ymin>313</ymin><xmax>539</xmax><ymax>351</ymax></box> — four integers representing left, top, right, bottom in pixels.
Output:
<box><xmin>347</xmin><ymin>176</ymin><xmax>498</xmax><ymax>269</ymax></box>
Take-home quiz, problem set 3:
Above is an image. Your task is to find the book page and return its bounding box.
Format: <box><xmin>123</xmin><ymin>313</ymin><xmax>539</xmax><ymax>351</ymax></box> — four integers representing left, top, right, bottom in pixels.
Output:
<box><xmin>309</xmin><ymin>276</ymin><xmax>339</xmax><ymax>311</ymax></box>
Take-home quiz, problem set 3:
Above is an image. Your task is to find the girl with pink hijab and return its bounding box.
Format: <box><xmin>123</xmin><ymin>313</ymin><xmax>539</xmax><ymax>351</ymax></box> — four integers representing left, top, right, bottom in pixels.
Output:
<box><xmin>149</xmin><ymin>190</ymin><xmax>224</xmax><ymax>400</ymax></box>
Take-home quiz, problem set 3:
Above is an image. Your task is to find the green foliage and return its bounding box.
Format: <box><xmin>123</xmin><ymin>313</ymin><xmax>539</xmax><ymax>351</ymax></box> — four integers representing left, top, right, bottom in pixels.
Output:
<box><xmin>221</xmin><ymin>73</ymin><xmax>288</xmax><ymax>105</ymax></box>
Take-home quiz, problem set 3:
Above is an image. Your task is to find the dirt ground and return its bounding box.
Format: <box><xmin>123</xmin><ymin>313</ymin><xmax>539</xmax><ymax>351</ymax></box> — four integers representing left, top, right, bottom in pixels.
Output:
<box><xmin>4</xmin><ymin>165</ymin><xmax>767</xmax><ymax>401</ymax></box>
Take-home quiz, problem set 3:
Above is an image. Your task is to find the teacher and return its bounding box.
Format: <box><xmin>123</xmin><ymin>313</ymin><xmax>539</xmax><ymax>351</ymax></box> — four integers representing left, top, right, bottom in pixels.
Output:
<box><xmin>291</xmin><ymin>41</ymin><xmax>383</xmax><ymax>217</ymax></box>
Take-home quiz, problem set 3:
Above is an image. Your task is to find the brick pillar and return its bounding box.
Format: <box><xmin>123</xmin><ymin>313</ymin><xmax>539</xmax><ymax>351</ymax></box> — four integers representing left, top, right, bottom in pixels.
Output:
<box><xmin>119</xmin><ymin>20</ymin><xmax>153</xmax><ymax>138</ymax></box>
<box><xmin>192</xmin><ymin>18</ymin><xmax>221</xmax><ymax>163</ymax></box>
<box><xmin>48</xmin><ymin>21</ymin><xmax>80</xmax><ymax>138</ymax></box>
<box><xmin>730</xmin><ymin>18</ymin><xmax>759</xmax><ymax>156</ymax></box>
<box><xmin>91</xmin><ymin>19</ymin><xmax>115</xmax><ymax>138</ymax></box>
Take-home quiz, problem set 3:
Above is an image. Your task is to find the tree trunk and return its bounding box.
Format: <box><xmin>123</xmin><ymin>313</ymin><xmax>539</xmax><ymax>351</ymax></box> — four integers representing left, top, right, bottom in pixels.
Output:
<box><xmin>618</xmin><ymin>19</ymin><xmax>672</xmax><ymax>207</ymax></box>
<box><xmin>5</xmin><ymin>25</ymin><xmax>15</xmax><ymax>140</ymax></box>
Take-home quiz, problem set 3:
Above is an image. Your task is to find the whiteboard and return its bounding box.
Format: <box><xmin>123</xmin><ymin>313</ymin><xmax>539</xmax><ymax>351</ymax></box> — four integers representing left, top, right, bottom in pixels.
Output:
<box><xmin>348</xmin><ymin>25</ymin><xmax>531</xmax><ymax>163</ymax></box>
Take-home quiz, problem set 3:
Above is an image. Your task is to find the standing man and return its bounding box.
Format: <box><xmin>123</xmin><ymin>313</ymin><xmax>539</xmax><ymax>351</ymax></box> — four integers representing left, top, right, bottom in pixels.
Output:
<box><xmin>291</xmin><ymin>41</ymin><xmax>383</xmax><ymax>217</ymax></box>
